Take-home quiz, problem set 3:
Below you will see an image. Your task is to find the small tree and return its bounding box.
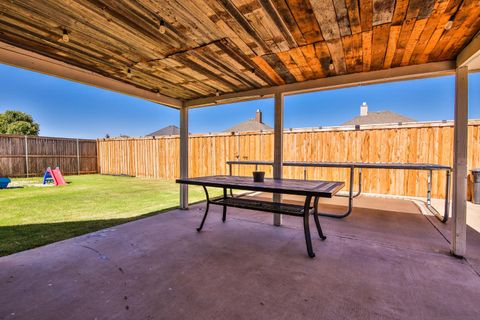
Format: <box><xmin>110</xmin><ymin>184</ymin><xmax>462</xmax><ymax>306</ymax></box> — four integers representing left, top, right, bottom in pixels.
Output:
<box><xmin>0</xmin><ymin>110</ymin><xmax>40</xmax><ymax>135</ymax></box>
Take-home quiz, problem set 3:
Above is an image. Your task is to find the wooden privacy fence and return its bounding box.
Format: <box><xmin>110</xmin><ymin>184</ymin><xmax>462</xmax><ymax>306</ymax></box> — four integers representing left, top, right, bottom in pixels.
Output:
<box><xmin>0</xmin><ymin>135</ymin><xmax>97</xmax><ymax>177</ymax></box>
<box><xmin>97</xmin><ymin>121</ymin><xmax>480</xmax><ymax>199</ymax></box>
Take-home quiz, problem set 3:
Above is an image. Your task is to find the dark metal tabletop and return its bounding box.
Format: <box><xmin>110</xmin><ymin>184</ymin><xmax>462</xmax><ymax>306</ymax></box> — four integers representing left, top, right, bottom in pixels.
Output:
<box><xmin>176</xmin><ymin>175</ymin><xmax>344</xmax><ymax>197</ymax></box>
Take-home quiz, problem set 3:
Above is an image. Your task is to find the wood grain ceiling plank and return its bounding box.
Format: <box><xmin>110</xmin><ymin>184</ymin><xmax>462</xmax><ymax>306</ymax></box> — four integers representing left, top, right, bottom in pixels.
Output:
<box><xmin>401</xmin><ymin>18</ymin><xmax>427</xmax><ymax>65</ymax></box>
<box><xmin>200</xmin><ymin>0</ymin><xmax>265</xmax><ymax>55</ymax></box>
<box><xmin>188</xmin><ymin>0</ymin><xmax>256</xmax><ymax>57</ymax></box>
<box><xmin>406</xmin><ymin>0</ymin><xmax>435</xmax><ymax>20</ymax></box>
<box><xmin>0</xmin><ymin>12</ymin><xmax>114</xmax><ymax>62</ymax></box>
<box><xmin>74</xmin><ymin>0</ymin><xmax>184</xmax><ymax>54</ymax></box>
<box><xmin>362</xmin><ymin>31</ymin><xmax>373</xmax><ymax>71</ymax></box>
<box><xmin>286</xmin><ymin>0</ymin><xmax>324</xmax><ymax>43</ymax></box>
<box><xmin>436</xmin><ymin>1</ymin><xmax>480</xmax><ymax>60</ymax></box>
<box><xmin>326</xmin><ymin>39</ymin><xmax>348</xmax><ymax>74</ymax></box>
<box><xmin>360</xmin><ymin>0</ymin><xmax>374</xmax><ymax>31</ymax></box>
<box><xmin>314</xmin><ymin>41</ymin><xmax>335</xmax><ymax>76</ymax></box>
<box><xmin>310</xmin><ymin>0</ymin><xmax>342</xmax><ymax>41</ymax></box>
<box><xmin>189</xmin><ymin>49</ymin><xmax>255</xmax><ymax>89</ymax></box>
<box><xmin>417</xmin><ymin>0</ymin><xmax>461</xmax><ymax>63</ymax></box>
<box><xmin>299</xmin><ymin>44</ymin><xmax>326</xmax><ymax>78</ymax></box>
<box><xmin>262</xmin><ymin>53</ymin><xmax>297</xmax><ymax>83</ymax></box>
<box><xmin>333</xmin><ymin>0</ymin><xmax>352</xmax><ymax>36</ymax></box>
<box><xmin>231</xmin><ymin>0</ymin><xmax>286</xmax><ymax>52</ymax></box>
<box><xmin>3</xmin><ymin>0</ymin><xmax>161</xmax><ymax>62</ymax></box>
<box><xmin>251</xmin><ymin>56</ymin><xmax>286</xmax><ymax>85</ymax></box>
<box><xmin>345</xmin><ymin>0</ymin><xmax>362</xmax><ymax>34</ymax></box>
<box><xmin>257</xmin><ymin>0</ymin><xmax>298</xmax><ymax>48</ymax></box>
<box><xmin>371</xmin><ymin>24</ymin><xmax>390</xmax><ymax>70</ymax></box>
<box><xmin>270</xmin><ymin>0</ymin><xmax>307</xmax><ymax>46</ymax></box>
<box><xmin>216</xmin><ymin>39</ymin><xmax>277</xmax><ymax>86</ymax></box>
<box><xmin>165</xmin><ymin>0</ymin><xmax>225</xmax><ymax>40</ymax></box>
<box><xmin>390</xmin><ymin>18</ymin><xmax>416</xmax><ymax>67</ymax></box>
<box><xmin>203</xmin><ymin>44</ymin><xmax>267</xmax><ymax>88</ymax></box>
<box><xmin>342</xmin><ymin>33</ymin><xmax>363</xmax><ymax>73</ymax></box>
<box><xmin>391</xmin><ymin>0</ymin><xmax>410</xmax><ymax>25</ymax></box>
<box><xmin>383</xmin><ymin>25</ymin><xmax>402</xmax><ymax>67</ymax></box>
<box><xmin>409</xmin><ymin>0</ymin><xmax>450</xmax><ymax>64</ymax></box>
<box><xmin>277</xmin><ymin>50</ymin><xmax>306</xmax><ymax>81</ymax></box>
<box><xmin>289</xmin><ymin>47</ymin><xmax>316</xmax><ymax>80</ymax></box>
<box><xmin>373</xmin><ymin>0</ymin><xmax>396</xmax><ymax>25</ymax></box>
<box><xmin>211</xmin><ymin>0</ymin><xmax>272</xmax><ymax>54</ymax></box>
<box><xmin>172</xmin><ymin>54</ymin><xmax>244</xmax><ymax>91</ymax></box>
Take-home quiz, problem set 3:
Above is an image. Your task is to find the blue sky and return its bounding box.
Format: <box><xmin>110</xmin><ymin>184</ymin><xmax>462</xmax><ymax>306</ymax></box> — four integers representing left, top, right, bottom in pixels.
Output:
<box><xmin>0</xmin><ymin>63</ymin><xmax>479</xmax><ymax>139</ymax></box>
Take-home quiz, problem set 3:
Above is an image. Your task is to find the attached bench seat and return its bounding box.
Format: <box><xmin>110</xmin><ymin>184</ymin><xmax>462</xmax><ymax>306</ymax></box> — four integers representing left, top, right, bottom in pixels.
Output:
<box><xmin>211</xmin><ymin>196</ymin><xmax>313</xmax><ymax>217</ymax></box>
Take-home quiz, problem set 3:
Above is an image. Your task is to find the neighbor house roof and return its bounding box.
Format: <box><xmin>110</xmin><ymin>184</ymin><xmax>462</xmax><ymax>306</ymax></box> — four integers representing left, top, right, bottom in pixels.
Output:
<box><xmin>224</xmin><ymin>120</ymin><xmax>272</xmax><ymax>133</ymax></box>
<box><xmin>342</xmin><ymin>111</ymin><xmax>415</xmax><ymax>126</ymax></box>
<box><xmin>224</xmin><ymin>109</ymin><xmax>272</xmax><ymax>132</ymax></box>
<box><xmin>146</xmin><ymin>125</ymin><xmax>180</xmax><ymax>136</ymax></box>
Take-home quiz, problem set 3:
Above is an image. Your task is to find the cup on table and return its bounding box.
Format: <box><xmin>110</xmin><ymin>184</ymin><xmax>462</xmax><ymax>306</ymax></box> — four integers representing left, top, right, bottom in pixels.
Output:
<box><xmin>252</xmin><ymin>171</ymin><xmax>265</xmax><ymax>182</ymax></box>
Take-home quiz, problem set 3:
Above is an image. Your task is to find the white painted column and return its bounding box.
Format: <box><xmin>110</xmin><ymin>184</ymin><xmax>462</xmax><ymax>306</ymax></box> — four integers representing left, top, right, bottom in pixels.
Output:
<box><xmin>273</xmin><ymin>92</ymin><xmax>284</xmax><ymax>226</ymax></box>
<box><xmin>180</xmin><ymin>105</ymin><xmax>189</xmax><ymax>209</ymax></box>
<box><xmin>451</xmin><ymin>66</ymin><xmax>468</xmax><ymax>257</ymax></box>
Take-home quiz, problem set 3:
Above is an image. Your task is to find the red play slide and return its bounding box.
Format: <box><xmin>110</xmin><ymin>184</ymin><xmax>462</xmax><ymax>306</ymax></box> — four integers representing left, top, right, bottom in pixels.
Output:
<box><xmin>46</xmin><ymin>167</ymin><xmax>66</xmax><ymax>186</ymax></box>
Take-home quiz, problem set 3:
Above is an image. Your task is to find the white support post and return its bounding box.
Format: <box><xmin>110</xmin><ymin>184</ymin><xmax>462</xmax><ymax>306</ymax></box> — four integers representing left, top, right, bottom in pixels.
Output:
<box><xmin>180</xmin><ymin>104</ymin><xmax>189</xmax><ymax>209</ymax></box>
<box><xmin>451</xmin><ymin>66</ymin><xmax>468</xmax><ymax>257</ymax></box>
<box><xmin>273</xmin><ymin>92</ymin><xmax>284</xmax><ymax>226</ymax></box>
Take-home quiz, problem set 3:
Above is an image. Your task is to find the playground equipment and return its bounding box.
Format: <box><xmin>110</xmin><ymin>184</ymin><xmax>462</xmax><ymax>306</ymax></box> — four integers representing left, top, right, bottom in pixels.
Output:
<box><xmin>43</xmin><ymin>167</ymin><xmax>66</xmax><ymax>186</ymax></box>
<box><xmin>0</xmin><ymin>177</ymin><xmax>10</xmax><ymax>189</ymax></box>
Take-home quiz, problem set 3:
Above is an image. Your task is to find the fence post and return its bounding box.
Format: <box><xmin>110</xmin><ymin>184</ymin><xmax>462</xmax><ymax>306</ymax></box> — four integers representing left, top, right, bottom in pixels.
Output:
<box><xmin>134</xmin><ymin>139</ymin><xmax>138</xmax><ymax>177</ymax></box>
<box><xmin>24</xmin><ymin>135</ymin><xmax>29</xmax><ymax>178</ymax></box>
<box><xmin>76</xmin><ymin>138</ymin><xmax>80</xmax><ymax>175</ymax></box>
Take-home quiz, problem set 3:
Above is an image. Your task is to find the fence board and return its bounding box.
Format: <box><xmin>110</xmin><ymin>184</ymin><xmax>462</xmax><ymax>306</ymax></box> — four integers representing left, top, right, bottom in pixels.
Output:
<box><xmin>96</xmin><ymin>121</ymin><xmax>480</xmax><ymax>199</ymax></box>
<box><xmin>0</xmin><ymin>135</ymin><xmax>97</xmax><ymax>177</ymax></box>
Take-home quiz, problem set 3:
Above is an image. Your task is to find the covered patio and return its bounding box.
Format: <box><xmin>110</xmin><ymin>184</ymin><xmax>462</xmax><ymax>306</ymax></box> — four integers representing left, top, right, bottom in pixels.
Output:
<box><xmin>1</xmin><ymin>196</ymin><xmax>480</xmax><ymax>319</ymax></box>
<box><xmin>1</xmin><ymin>0</ymin><xmax>480</xmax><ymax>319</ymax></box>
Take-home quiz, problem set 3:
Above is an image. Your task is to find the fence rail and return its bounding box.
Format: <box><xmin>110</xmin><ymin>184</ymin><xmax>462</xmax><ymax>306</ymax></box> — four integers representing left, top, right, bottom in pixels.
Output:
<box><xmin>0</xmin><ymin>134</ymin><xmax>97</xmax><ymax>177</ymax></box>
<box><xmin>97</xmin><ymin>121</ymin><xmax>480</xmax><ymax>199</ymax></box>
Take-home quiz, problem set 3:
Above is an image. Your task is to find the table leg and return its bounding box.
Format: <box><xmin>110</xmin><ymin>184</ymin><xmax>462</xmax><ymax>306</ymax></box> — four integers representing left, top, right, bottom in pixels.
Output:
<box><xmin>197</xmin><ymin>186</ymin><xmax>211</xmax><ymax>232</ymax></box>
<box><xmin>312</xmin><ymin>196</ymin><xmax>326</xmax><ymax>240</ymax></box>
<box><xmin>228</xmin><ymin>164</ymin><xmax>234</xmax><ymax>197</ymax></box>
<box><xmin>424</xmin><ymin>169</ymin><xmax>450</xmax><ymax>223</ymax></box>
<box><xmin>318</xmin><ymin>166</ymin><xmax>354</xmax><ymax>219</ymax></box>
<box><xmin>222</xmin><ymin>187</ymin><xmax>227</xmax><ymax>222</ymax></box>
<box><xmin>303</xmin><ymin>195</ymin><xmax>315</xmax><ymax>258</ymax></box>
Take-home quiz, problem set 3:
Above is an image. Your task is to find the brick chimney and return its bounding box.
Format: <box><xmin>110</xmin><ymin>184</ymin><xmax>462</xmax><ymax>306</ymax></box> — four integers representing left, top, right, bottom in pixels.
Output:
<box><xmin>360</xmin><ymin>102</ymin><xmax>368</xmax><ymax>116</ymax></box>
<box><xmin>255</xmin><ymin>109</ymin><xmax>262</xmax><ymax>123</ymax></box>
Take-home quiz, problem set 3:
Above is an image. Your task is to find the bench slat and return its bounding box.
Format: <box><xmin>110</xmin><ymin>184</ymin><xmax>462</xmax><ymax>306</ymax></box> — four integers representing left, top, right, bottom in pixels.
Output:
<box><xmin>212</xmin><ymin>197</ymin><xmax>311</xmax><ymax>217</ymax></box>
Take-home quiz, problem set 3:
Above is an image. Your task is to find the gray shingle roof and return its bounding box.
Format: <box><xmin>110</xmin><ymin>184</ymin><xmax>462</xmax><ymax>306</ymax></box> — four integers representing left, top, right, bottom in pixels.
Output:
<box><xmin>146</xmin><ymin>125</ymin><xmax>180</xmax><ymax>136</ymax></box>
<box><xmin>224</xmin><ymin>119</ymin><xmax>272</xmax><ymax>132</ymax></box>
<box><xmin>342</xmin><ymin>111</ymin><xmax>415</xmax><ymax>126</ymax></box>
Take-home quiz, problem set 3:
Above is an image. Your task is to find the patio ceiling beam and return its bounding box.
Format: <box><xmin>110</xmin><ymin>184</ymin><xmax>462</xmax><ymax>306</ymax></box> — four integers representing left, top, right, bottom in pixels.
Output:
<box><xmin>185</xmin><ymin>61</ymin><xmax>456</xmax><ymax>108</ymax></box>
<box><xmin>0</xmin><ymin>41</ymin><xmax>182</xmax><ymax>109</ymax></box>
<box><xmin>457</xmin><ymin>33</ymin><xmax>480</xmax><ymax>70</ymax></box>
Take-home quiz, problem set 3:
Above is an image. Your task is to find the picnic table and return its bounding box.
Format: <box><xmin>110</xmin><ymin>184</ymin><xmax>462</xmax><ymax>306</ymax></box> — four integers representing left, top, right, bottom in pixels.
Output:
<box><xmin>226</xmin><ymin>160</ymin><xmax>452</xmax><ymax>223</ymax></box>
<box><xmin>176</xmin><ymin>175</ymin><xmax>344</xmax><ymax>258</ymax></box>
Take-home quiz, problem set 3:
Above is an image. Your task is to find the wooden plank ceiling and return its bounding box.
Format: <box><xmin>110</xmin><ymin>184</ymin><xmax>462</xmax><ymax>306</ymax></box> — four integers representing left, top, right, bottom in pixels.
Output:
<box><xmin>0</xmin><ymin>0</ymin><xmax>479</xmax><ymax>101</ymax></box>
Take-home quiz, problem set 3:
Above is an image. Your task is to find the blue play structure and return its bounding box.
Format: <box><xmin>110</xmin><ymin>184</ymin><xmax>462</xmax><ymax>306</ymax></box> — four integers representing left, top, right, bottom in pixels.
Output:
<box><xmin>43</xmin><ymin>168</ymin><xmax>54</xmax><ymax>185</ymax></box>
<box><xmin>0</xmin><ymin>177</ymin><xmax>11</xmax><ymax>189</ymax></box>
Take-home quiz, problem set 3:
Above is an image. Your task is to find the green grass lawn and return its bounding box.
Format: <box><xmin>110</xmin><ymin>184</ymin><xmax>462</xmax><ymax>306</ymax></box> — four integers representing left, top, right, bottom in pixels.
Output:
<box><xmin>0</xmin><ymin>174</ymin><xmax>216</xmax><ymax>256</ymax></box>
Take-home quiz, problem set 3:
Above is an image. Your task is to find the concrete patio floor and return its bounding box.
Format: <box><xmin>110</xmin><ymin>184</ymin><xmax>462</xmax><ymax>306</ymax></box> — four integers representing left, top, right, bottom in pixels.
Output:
<box><xmin>1</xmin><ymin>195</ymin><xmax>480</xmax><ymax>320</ymax></box>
